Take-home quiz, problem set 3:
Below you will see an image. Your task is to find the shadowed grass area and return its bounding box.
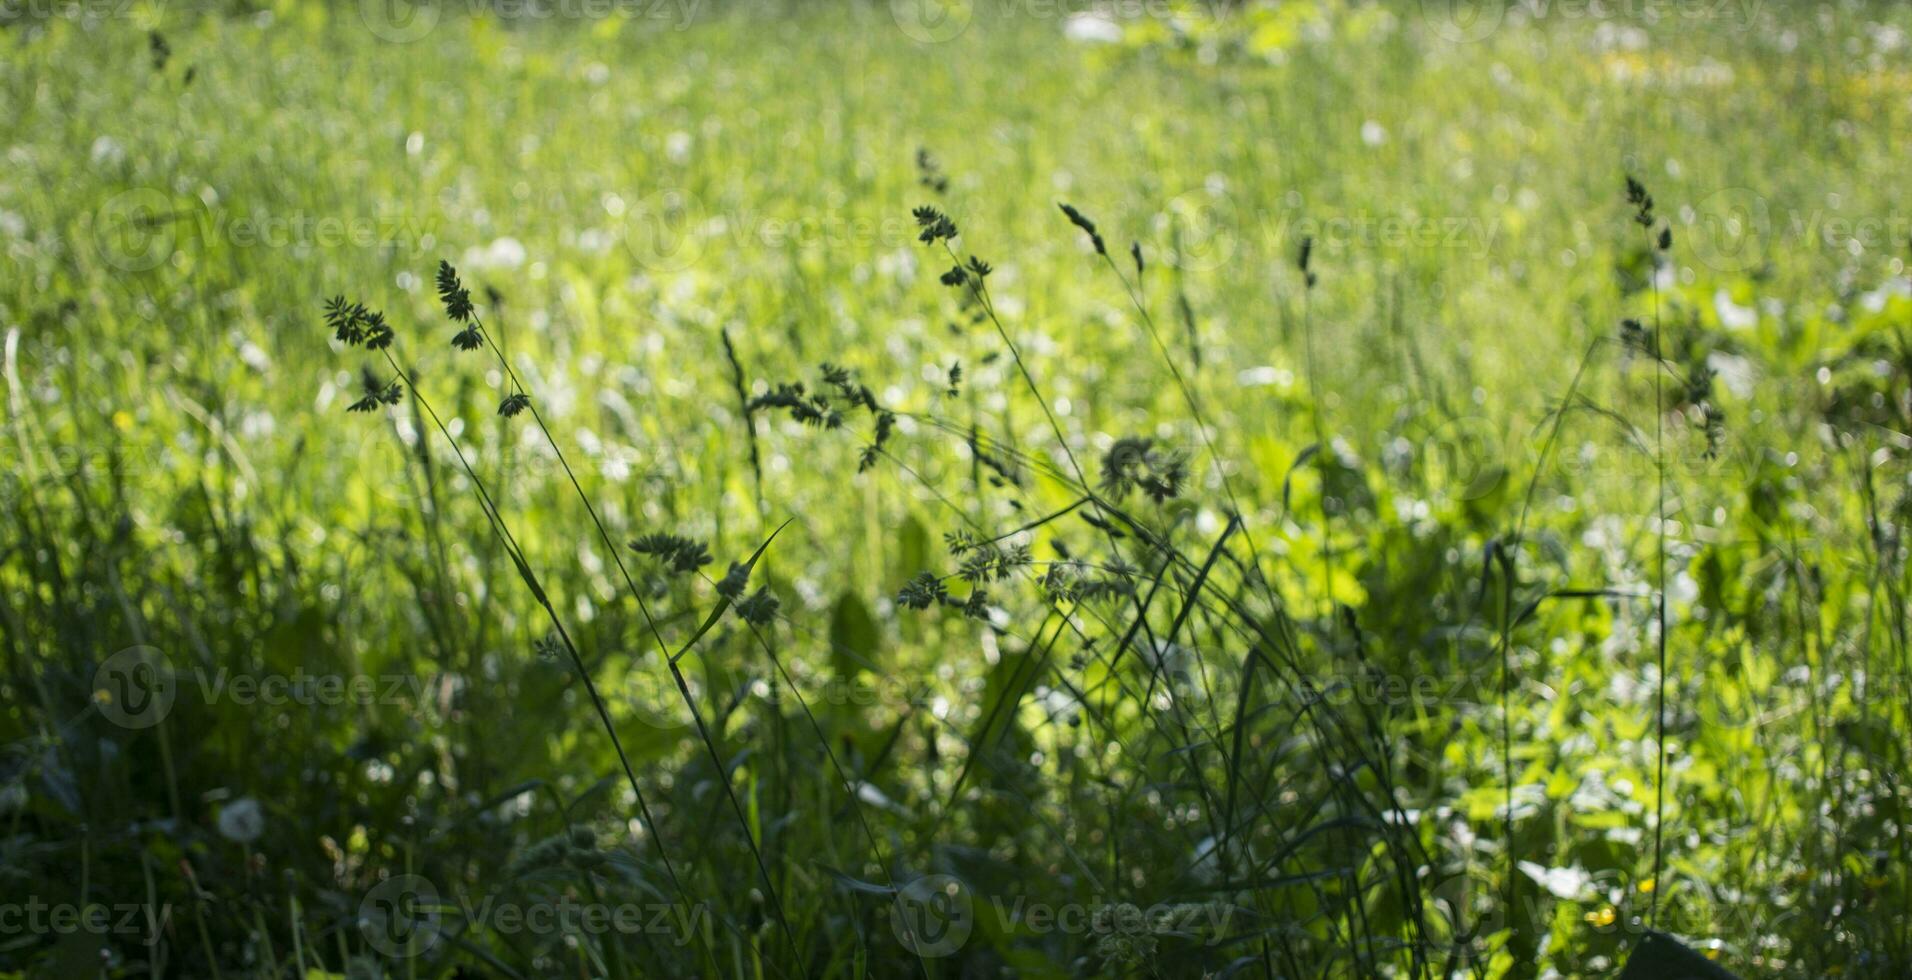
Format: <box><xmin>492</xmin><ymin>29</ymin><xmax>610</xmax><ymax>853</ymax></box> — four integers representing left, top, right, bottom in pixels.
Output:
<box><xmin>2</xmin><ymin>1</ymin><xmax>1910</xmax><ymax>976</ymax></box>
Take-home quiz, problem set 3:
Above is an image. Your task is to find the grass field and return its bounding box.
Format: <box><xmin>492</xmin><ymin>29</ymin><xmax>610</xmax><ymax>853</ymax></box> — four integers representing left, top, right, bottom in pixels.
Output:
<box><xmin>4</xmin><ymin>0</ymin><xmax>1912</xmax><ymax>976</ymax></box>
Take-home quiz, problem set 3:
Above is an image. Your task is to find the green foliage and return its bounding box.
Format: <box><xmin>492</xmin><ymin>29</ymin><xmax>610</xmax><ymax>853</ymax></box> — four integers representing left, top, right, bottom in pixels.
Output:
<box><xmin>2</xmin><ymin>2</ymin><xmax>1910</xmax><ymax>978</ymax></box>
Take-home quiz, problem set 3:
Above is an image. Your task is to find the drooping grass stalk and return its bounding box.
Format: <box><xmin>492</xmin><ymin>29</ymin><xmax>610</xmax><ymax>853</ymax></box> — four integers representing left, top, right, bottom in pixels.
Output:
<box><xmin>928</xmin><ymin>234</ymin><xmax>1174</xmax><ymax>694</ymax></box>
<box><xmin>928</xmin><ymin>240</ymin><xmax>1244</xmax><ymax>910</ymax></box>
<box><xmin>450</xmin><ymin>297</ymin><xmax>807</xmax><ymax>967</ymax></box>
<box><xmin>891</xmin><ymin>381</ymin><xmax>1405</xmax><ymax>968</ymax></box>
<box><xmin>938</xmin><ymin>241</ymin><xmax>1095</xmax><ymax>514</ymax></box>
<box><xmin>1627</xmin><ymin>177</ymin><xmax>1673</xmax><ymax>929</ymax></box>
<box><xmin>1648</xmin><ymin>270</ymin><xmax>1670</xmax><ymax>929</ymax></box>
<box><xmin>1295</xmin><ymin>239</ymin><xmax>1340</xmax><ymax>625</ymax></box>
<box><xmin>1089</xmin><ymin>237</ymin><xmax>1296</xmax><ymax>621</ymax></box>
<box><xmin>1093</xmin><ymin>249</ymin><xmax>1237</xmax><ymax>517</ymax></box>
<box><xmin>924</xmin><ymin>209</ymin><xmax>1307</xmax><ymax>947</ymax></box>
<box><xmin>350</xmin><ymin>341</ymin><xmax>715</xmax><ymax>972</ymax></box>
<box><xmin>1094</xmin><ymin>229</ymin><xmax>1428</xmax><ymax>962</ymax></box>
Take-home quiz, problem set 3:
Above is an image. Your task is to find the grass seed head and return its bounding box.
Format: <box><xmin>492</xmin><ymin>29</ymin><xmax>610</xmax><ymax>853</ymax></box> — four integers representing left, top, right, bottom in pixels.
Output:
<box><xmin>1625</xmin><ymin>174</ymin><xmax>1656</xmax><ymax>226</ymax></box>
<box><xmin>630</xmin><ymin>533</ymin><xmax>713</xmax><ymax>574</ymax></box>
<box><xmin>345</xmin><ymin>366</ymin><xmax>403</xmax><ymax>413</ymax></box>
<box><xmin>1058</xmin><ymin>202</ymin><xmax>1106</xmax><ymax>255</ymax></box>
<box><xmin>716</xmin><ymin>561</ymin><xmax>751</xmax><ymax>600</ymax></box>
<box><xmin>912</xmin><ymin>205</ymin><xmax>958</xmax><ymax>244</ymax></box>
<box><xmin>915</xmin><ymin>147</ymin><xmax>949</xmax><ymax>195</ymax></box>
<box><xmin>324</xmin><ymin>296</ymin><xmax>390</xmax><ymax>348</ymax></box>
<box><xmin>435</xmin><ymin>259</ymin><xmax>475</xmax><ymax>324</ymax></box>
<box><xmin>897</xmin><ymin>571</ymin><xmax>948</xmax><ymax>610</ymax></box>
<box><xmin>1100</xmin><ymin>436</ymin><xmax>1188</xmax><ymax>502</ymax></box>
<box><xmin>735</xmin><ymin>587</ymin><xmax>780</xmax><ymax>626</ymax></box>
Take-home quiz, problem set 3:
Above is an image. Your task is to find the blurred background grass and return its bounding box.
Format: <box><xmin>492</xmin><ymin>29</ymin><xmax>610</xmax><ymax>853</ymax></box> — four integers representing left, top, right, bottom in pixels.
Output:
<box><xmin>4</xmin><ymin>0</ymin><xmax>1911</xmax><ymax>976</ymax></box>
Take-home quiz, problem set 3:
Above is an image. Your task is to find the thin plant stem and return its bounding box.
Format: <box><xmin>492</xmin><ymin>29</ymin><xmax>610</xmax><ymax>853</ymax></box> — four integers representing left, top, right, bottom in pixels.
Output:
<box><xmin>468</xmin><ymin>312</ymin><xmax>807</xmax><ymax>966</ymax></box>
<box><xmin>370</xmin><ymin>347</ymin><xmax>718</xmax><ymax>971</ymax></box>
<box><xmin>1647</xmin><ymin>245</ymin><xmax>1670</xmax><ymax>929</ymax></box>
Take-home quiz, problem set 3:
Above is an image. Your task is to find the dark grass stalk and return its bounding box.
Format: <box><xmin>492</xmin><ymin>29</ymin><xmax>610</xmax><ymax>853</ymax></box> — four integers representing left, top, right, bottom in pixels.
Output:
<box><xmin>929</xmin><ymin>238</ymin><xmax>1180</xmax><ymax>763</ymax></box>
<box><xmin>1296</xmin><ymin>256</ymin><xmax>1340</xmax><ymax>626</ymax></box>
<box><xmin>1169</xmin><ymin>224</ymin><xmax>1202</xmax><ymax>370</ymax></box>
<box><xmin>1040</xmin><ymin>221</ymin><xmax>1414</xmax><ymax>962</ymax></box>
<box><xmin>902</xmin><ymin>405</ymin><xmax>1407</xmax><ymax>964</ymax></box>
<box><xmin>926</xmin><ymin>275</ymin><xmax>1233</xmax><ymax>870</ymax></box>
<box><xmin>1495</xmin><ymin>540</ymin><xmax>1520</xmax><ymax>963</ymax></box>
<box><xmin>1097</xmin><ymin>228</ymin><xmax>1426</xmax><ymax>970</ymax></box>
<box><xmin>461</xmin><ymin>304</ymin><xmax>807</xmax><ymax>967</ymax></box>
<box><xmin>734</xmin><ymin>613</ymin><xmax>919</xmax><ymax>891</ymax></box>
<box><xmin>937</xmin><ymin>238</ymin><xmax>1171</xmax><ymax>636</ymax></box>
<box><xmin>364</xmin><ymin>347</ymin><xmax>717</xmax><ymax>973</ymax></box>
<box><xmin>866</xmin><ymin>414</ymin><xmax>1261</xmax><ymax>919</ymax></box>
<box><xmin>865</xmin><ymin>407</ymin><xmax>1422</xmax><ymax>973</ymax></box>
<box><xmin>720</xmin><ymin>326</ymin><xmax>767</xmax><ymax>516</ymax></box>
<box><xmin>1615</xmin><ymin>174</ymin><xmax>1678</xmax><ymax>932</ymax></box>
<box><xmin>390</xmin><ymin>396</ymin><xmax>465</xmax><ymax>675</ymax></box>
<box><xmin>1644</xmin><ymin>234</ymin><xmax>1670</xmax><ymax>931</ymax></box>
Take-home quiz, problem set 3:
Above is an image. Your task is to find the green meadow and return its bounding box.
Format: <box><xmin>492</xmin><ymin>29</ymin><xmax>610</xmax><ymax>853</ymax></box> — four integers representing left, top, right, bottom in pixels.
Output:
<box><xmin>3</xmin><ymin>0</ymin><xmax>1910</xmax><ymax>975</ymax></box>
